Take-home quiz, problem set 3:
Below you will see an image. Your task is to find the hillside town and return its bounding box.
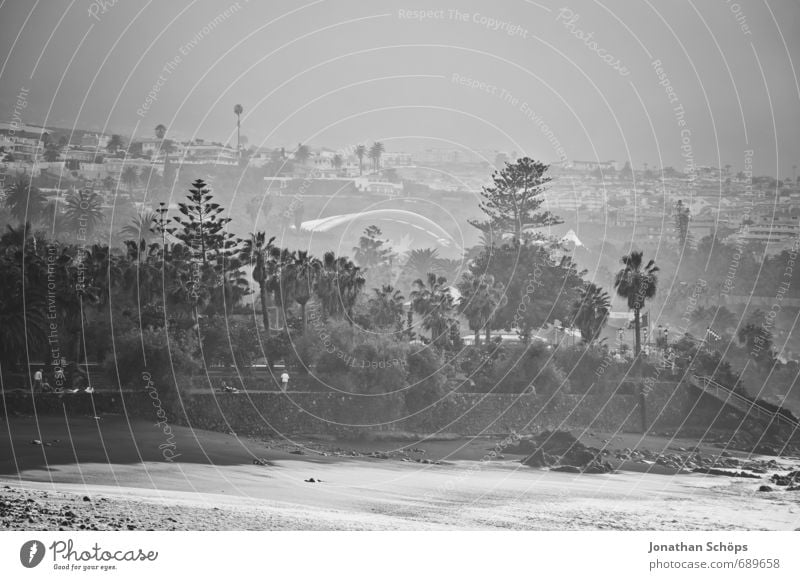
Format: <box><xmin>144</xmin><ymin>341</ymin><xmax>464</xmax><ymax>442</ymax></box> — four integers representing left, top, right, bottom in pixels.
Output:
<box><xmin>3</xmin><ymin>119</ymin><xmax>799</xmax><ymax>255</ymax></box>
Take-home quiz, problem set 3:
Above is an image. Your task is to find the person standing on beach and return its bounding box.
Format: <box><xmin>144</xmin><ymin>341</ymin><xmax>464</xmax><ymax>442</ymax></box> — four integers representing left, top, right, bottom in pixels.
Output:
<box><xmin>281</xmin><ymin>371</ymin><xmax>289</xmax><ymax>392</ymax></box>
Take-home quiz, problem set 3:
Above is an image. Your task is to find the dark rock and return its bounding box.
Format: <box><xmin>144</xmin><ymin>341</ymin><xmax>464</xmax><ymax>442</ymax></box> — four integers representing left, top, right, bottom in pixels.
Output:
<box><xmin>692</xmin><ymin>467</ymin><xmax>760</xmax><ymax>478</ymax></box>
<box><xmin>758</xmin><ymin>485</ymin><xmax>773</xmax><ymax>492</ymax></box>
<box><xmin>82</xmin><ymin>496</ymin><xmax>91</xmax><ymax>502</ymax></box>
<box><xmin>770</xmin><ymin>475</ymin><xmax>792</xmax><ymax>486</ymax></box>
<box><xmin>521</xmin><ymin>449</ymin><xmax>551</xmax><ymax>468</ymax></box>
<box><xmin>518</xmin><ymin>430</ymin><xmax>601</xmax><ymax>472</ymax></box>
<box><xmin>551</xmin><ymin>465</ymin><xmax>581</xmax><ymax>473</ymax></box>
<box><xmin>582</xmin><ymin>461</ymin><xmax>614</xmax><ymax>474</ymax></box>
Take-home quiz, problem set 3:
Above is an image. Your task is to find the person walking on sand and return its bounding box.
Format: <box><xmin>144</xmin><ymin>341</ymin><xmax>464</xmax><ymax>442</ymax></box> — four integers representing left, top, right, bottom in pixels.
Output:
<box><xmin>281</xmin><ymin>371</ymin><xmax>289</xmax><ymax>392</ymax></box>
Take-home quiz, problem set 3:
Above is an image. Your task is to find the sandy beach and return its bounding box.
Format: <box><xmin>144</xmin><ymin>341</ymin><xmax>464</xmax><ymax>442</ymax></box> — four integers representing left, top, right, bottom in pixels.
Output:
<box><xmin>1</xmin><ymin>415</ymin><xmax>799</xmax><ymax>531</ymax></box>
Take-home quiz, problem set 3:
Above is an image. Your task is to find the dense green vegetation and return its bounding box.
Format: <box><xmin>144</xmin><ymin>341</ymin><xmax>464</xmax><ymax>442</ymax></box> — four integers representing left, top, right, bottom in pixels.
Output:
<box><xmin>2</xmin><ymin>157</ymin><xmax>798</xmax><ymax>415</ymax></box>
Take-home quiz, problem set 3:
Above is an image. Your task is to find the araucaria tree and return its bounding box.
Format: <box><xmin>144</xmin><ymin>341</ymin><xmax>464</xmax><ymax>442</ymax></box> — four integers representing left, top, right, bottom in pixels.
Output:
<box><xmin>469</xmin><ymin>157</ymin><xmax>562</xmax><ymax>242</ymax></box>
<box><xmin>171</xmin><ymin>180</ymin><xmax>242</xmax><ymax>312</ymax></box>
<box><xmin>353</xmin><ymin>225</ymin><xmax>393</xmax><ymax>269</ymax></box>
<box><xmin>172</xmin><ymin>179</ymin><xmax>237</xmax><ymax>265</ymax></box>
<box><xmin>674</xmin><ymin>199</ymin><xmax>691</xmax><ymax>249</ymax></box>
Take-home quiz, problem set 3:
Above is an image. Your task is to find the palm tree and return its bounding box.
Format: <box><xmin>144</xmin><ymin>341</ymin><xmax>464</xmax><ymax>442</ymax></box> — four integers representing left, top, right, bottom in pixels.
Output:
<box><xmin>0</xmin><ymin>224</ymin><xmax>49</xmax><ymax>367</ymax></box>
<box><xmin>368</xmin><ymin>141</ymin><xmax>385</xmax><ymax>172</ymax></box>
<box><xmin>233</xmin><ymin>104</ymin><xmax>243</xmax><ymax>157</ymax></box>
<box><xmin>284</xmin><ymin>250</ymin><xmax>319</xmax><ymax>331</ymax></box>
<box><xmin>121</xmin><ymin>209</ymin><xmax>157</xmax><ymax>246</ymax></box>
<box><xmin>4</xmin><ymin>180</ymin><xmax>45</xmax><ymax>224</ymax></box>
<box><xmin>437</xmin><ymin>258</ymin><xmax>462</xmax><ymax>283</ymax></box>
<box><xmin>155</xmin><ymin>124</ymin><xmax>166</xmax><ymax>140</ymax></box>
<box><xmin>268</xmin><ymin>247</ymin><xmax>295</xmax><ymax>330</ymax></box>
<box><xmin>217</xmin><ymin>253</ymin><xmax>251</xmax><ymax>312</ymax></box>
<box><xmin>240</xmin><ymin>232</ymin><xmax>276</xmax><ymax>331</ymax></box>
<box><xmin>368</xmin><ymin>285</ymin><xmax>406</xmax><ymax>329</ymax></box>
<box><xmin>355</xmin><ymin>144</ymin><xmax>366</xmax><ymax>175</ymax></box>
<box><xmin>64</xmin><ymin>190</ymin><xmax>105</xmax><ymax>240</ymax></box>
<box><xmin>614</xmin><ymin>251</ymin><xmax>658</xmax><ymax>433</ymax></box>
<box><xmin>614</xmin><ymin>251</ymin><xmax>658</xmax><ymax>356</ymax></box>
<box><xmin>571</xmin><ymin>283</ymin><xmax>610</xmax><ymax>344</ymax></box>
<box><xmin>410</xmin><ymin>273</ymin><xmax>454</xmax><ymax>347</ymax></box>
<box><xmin>457</xmin><ymin>272</ymin><xmax>505</xmax><ymax>344</ymax></box>
<box><xmin>338</xmin><ymin>257</ymin><xmax>366</xmax><ymax>322</ymax></box>
<box><xmin>315</xmin><ymin>251</ymin><xmax>364</xmax><ymax>321</ymax></box>
<box><xmin>403</xmin><ymin>248</ymin><xmax>441</xmax><ymax>281</ymax></box>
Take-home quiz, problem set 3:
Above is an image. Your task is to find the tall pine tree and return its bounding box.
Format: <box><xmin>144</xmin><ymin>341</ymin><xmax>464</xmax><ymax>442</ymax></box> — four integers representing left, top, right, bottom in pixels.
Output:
<box><xmin>469</xmin><ymin>157</ymin><xmax>561</xmax><ymax>241</ymax></box>
<box><xmin>172</xmin><ymin>179</ymin><xmax>238</xmax><ymax>265</ymax></box>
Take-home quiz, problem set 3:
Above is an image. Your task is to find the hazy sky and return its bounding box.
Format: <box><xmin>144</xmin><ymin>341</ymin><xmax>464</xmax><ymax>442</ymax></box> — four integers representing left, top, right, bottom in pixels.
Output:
<box><xmin>1</xmin><ymin>0</ymin><xmax>799</xmax><ymax>174</ymax></box>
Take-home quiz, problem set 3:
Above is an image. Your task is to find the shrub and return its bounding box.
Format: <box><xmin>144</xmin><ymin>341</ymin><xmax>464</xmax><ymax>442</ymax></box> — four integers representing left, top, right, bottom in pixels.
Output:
<box><xmin>404</xmin><ymin>346</ymin><xmax>449</xmax><ymax>412</ymax></box>
<box><xmin>555</xmin><ymin>344</ymin><xmax>625</xmax><ymax>393</ymax></box>
<box><xmin>105</xmin><ymin>326</ymin><xmax>200</xmax><ymax>394</ymax></box>
<box><xmin>349</xmin><ymin>336</ymin><xmax>408</xmax><ymax>395</ymax></box>
<box><xmin>198</xmin><ymin>316</ymin><xmax>261</xmax><ymax>368</ymax></box>
<box><xmin>484</xmin><ymin>342</ymin><xmax>570</xmax><ymax>395</ymax></box>
<box><xmin>312</xmin><ymin>320</ymin><xmax>409</xmax><ymax>395</ymax></box>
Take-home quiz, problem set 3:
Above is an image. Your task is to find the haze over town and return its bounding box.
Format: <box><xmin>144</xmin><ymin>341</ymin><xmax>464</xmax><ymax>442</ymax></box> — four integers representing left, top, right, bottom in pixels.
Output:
<box><xmin>2</xmin><ymin>0</ymin><xmax>800</xmax><ymax>541</ymax></box>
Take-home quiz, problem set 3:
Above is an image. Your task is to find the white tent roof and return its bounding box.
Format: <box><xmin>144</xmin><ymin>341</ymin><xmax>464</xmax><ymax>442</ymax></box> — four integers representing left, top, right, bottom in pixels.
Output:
<box><xmin>560</xmin><ymin>229</ymin><xmax>583</xmax><ymax>246</ymax></box>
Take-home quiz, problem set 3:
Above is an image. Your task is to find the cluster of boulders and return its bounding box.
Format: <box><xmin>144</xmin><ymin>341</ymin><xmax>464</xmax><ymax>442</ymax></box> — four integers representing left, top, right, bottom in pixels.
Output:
<box><xmin>664</xmin><ymin>428</ymin><xmax>800</xmax><ymax>457</ymax></box>
<box><xmin>504</xmin><ymin>430</ymin><xmax>800</xmax><ymax>484</ymax></box>
<box><xmin>614</xmin><ymin>447</ymin><xmax>770</xmax><ymax>476</ymax></box>
<box><xmin>769</xmin><ymin>470</ymin><xmax>800</xmax><ymax>490</ymax></box>
<box><xmin>510</xmin><ymin>431</ymin><xmax>613</xmax><ymax>474</ymax></box>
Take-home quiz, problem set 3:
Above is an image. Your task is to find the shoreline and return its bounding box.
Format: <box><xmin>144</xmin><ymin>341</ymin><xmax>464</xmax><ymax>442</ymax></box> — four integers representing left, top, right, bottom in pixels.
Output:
<box><xmin>2</xmin><ymin>415</ymin><xmax>799</xmax><ymax>530</ymax></box>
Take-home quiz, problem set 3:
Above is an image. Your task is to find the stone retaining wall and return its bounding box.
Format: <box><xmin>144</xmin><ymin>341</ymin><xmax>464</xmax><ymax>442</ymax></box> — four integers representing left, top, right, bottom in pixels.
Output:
<box><xmin>1</xmin><ymin>380</ymin><xmax>689</xmax><ymax>438</ymax></box>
